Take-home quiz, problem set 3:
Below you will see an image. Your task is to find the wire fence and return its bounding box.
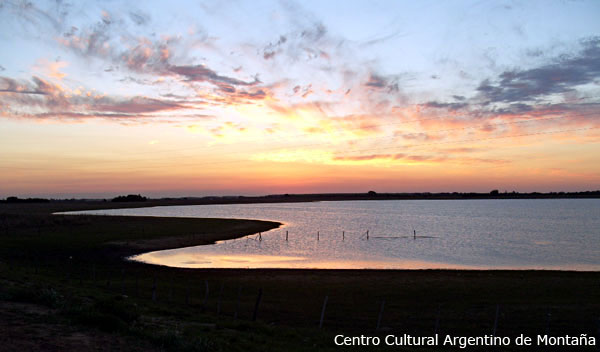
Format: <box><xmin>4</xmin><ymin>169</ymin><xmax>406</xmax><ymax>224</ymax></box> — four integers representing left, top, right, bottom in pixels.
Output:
<box><xmin>4</xmin><ymin>259</ymin><xmax>598</xmax><ymax>343</ymax></box>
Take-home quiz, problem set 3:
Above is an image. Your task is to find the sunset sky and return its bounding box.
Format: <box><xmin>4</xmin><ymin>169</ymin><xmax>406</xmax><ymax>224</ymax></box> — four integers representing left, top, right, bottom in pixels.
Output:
<box><xmin>1</xmin><ymin>0</ymin><xmax>599</xmax><ymax>198</ymax></box>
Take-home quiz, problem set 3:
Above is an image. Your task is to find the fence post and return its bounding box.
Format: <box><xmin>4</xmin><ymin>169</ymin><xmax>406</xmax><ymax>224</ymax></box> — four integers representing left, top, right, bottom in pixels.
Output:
<box><xmin>151</xmin><ymin>277</ymin><xmax>157</xmax><ymax>301</ymax></box>
<box><xmin>217</xmin><ymin>282</ymin><xmax>224</xmax><ymax>315</ymax></box>
<box><xmin>252</xmin><ymin>288</ymin><xmax>263</xmax><ymax>321</ymax></box>
<box><xmin>185</xmin><ymin>281</ymin><xmax>190</xmax><ymax>305</ymax></box>
<box><xmin>434</xmin><ymin>304</ymin><xmax>441</xmax><ymax>335</ymax></box>
<box><xmin>202</xmin><ymin>280</ymin><xmax>209</xmax><ymax>311</ymax></box>
<box><xmin>492</xmin><ymin>304</ymin><xmax>500</xmax><ymax>336</ymax></box>
<box><xmin>120</xmin><ymin>269</ymin><xmax>125</xmax><ymax>296</ymax></box>
<box><xmin>234</xmin><ymin>285</ymin><xmax>242</xmax><ymax>319</ymax></box>
<box><xmin>376</xmin><ymin>300</ymin><xmax>385</xmax><ymax>330</ymax></box>
<box><xmin>319</xmin><ymin>295</ymin><xmax>329</xmax><ymax>328</ymax></box>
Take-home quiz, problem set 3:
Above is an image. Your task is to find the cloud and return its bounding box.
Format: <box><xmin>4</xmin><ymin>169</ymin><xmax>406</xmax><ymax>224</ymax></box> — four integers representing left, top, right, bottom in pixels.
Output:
<box><xmin>423</xmin><ymin>101</ymin><xmax>468</xmax><ymax>110</ymax></box>
<box><xmin>26</xmin><ymin>111</ymin><xmax>137</xmax><ymax>120</ymax></box>
<box><xmin>129</xmin><ymin>11</ymin><xmax>150</xmax><ymax>26</ymax></box>
<box><xmin>33</xmin><ymin>59</ymin><xmax>68</xmax><ymax>80</ymax></box>
<box><xmin>332</xmin><ymin>152</ymin><xmax>507</xmax><ymax>166</ymax></box>
<box><xmin>3</xmin><ymin>0</ymin><xmax>412</xmax><ymax>127</ymax></box>
<box><xmin>400</xmin><ymin>132</ymin><xmax>444</xmax><ymax>142</ymax></box>
<box><xmin>442</xmin><ymin>147</ymin><xmax>479</xmax><ymax>154</ymax></box>
<box><xmin>232</xmin><ymin>89</ymin><xmax>267</xmax><ymax>100</ymax></box>
<box><xmin>94</xmin><ymin>96</ymin><xmax>185</xmax><ymax>114</ymax></box>
<box><xmin>50</xmin><ymin>8</ymin><xmax>269</xmax><ymax>102</ymax></box>
<box><xmin>476</xmin><ymin>37</ymin><xmax>600</xmax><ymax>103</ymax></box>
<box><xmin>0</xmin><ymin>76</ymin><xmax>51</xmax><ymax>95</ymax></box>
<box><xmin>0</xmin><ymin>76</ymin><xmax>71</xmax><ymax>110</ymax></box>
<box><xmin>365</xmin><ymin>72</ymin><xmax>399</xmax><ymax>92</ymax></box>
<box><xmin>333</xmin><ymin>153</ymin><xmax>405</xmax><ymax>161</ymax></box>
<box><xmin>167</xmin><ymin>64</ymin><xmax>260</xmax><ymax>87</ymax></box>
<box><xmin>0</xmin><ymin>75</ymin><xmax>190</xmax><ymax>121</ymax></box>
<box><xmin>1</xmin><ymin>0</ymin><xmax>70</xmax><ymax>33</ymax></box>
<box><xmin>262</xmin><ymin>35</ymin><xmax>287</xmax><ymax>60</ymax></box>
<box><xmin>360</xmin><ymin>29</ymin><xmax>405</xmax><ymax>47</ymax></box>
<box><xmin>332</xmin><ymin>153</ymin><xmax>447</xmax><ymax>163</ymax></box>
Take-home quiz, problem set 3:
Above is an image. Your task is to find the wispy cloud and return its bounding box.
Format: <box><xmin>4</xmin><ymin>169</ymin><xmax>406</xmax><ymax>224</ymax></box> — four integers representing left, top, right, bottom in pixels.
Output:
<box><xmin>0</xmin><ymin>75</ymin><xmax>189</xmax><ymax>121</ymax></box>
<box><xmin>476</xmin><ymin>37</ymin><xmax>600</xmax><ymax>104</ymax></box>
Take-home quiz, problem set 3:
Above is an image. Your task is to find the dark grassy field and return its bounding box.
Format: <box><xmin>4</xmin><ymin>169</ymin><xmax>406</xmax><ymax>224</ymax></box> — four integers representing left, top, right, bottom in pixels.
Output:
<box><xmin>1</xmin><ymin>201</ymin><xmax>599</xmax><ymax>351</ymax></box>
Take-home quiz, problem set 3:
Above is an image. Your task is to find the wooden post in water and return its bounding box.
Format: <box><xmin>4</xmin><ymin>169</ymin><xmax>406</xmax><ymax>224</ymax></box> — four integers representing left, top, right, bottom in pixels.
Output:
<box><xmin>259</xmin><ymin>233</ymin><xmax>262</xmax><ymax>241</ymax></box>
<box><xmin>252</xmin><ymin>288</ymin><xmax>263</xmax><ymax>321</ymax></box>
<box><xmin>492</xmin><ymin>304</ymin><xmax>500</xmax><ymax>336</ymax></box>
<box><xmin>317</xmin><ymin>231</ymin><xmax>320</xmax><ymax>241</ymax></box>
<box><xmin>376</xmin><ymin>300</ymin><xmax>385</xmax><ymax>330</ymax></box>
<box><xmin>342</xmin><ymin>231</ymin><xmax>345</xmax><ymax>241</ymax></box>
<box><xmin>286</xmin><ymin>231</ymin><xmax>288</xmax><ymax>241</ymax></box>
<box><xmin>413</xmin><ymin>229</ymin><xmax>416</xmax><ymax>240</ymax></box>
<box><xmin>367</xmin><ymin>230</ymin><xmax>369</xmax><ymax>240</ymax></box>
<box><xmin>319</xmin><ymin>295</ymin><xmax>329</xmax><ymax>328</ymax></box>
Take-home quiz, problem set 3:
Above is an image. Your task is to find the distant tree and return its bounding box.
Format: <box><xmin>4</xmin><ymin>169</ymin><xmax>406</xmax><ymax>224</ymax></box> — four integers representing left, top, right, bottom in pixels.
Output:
<box><xmin>367</xmin><ymin>190</ymin><xmax>377</xmax><ymax>195</ymax></box>
<box><xmin>111</xmin><ymin>194</ymin><xmax>148</xmax><ymax>202</ymax></box>
<box><xmin>5</xmin><ymin>196</ymin><xmax>49</xmax><ymax>203</ymax></box>
<box><xmin>490</xmin><ymin>189</ymin><xmax>499</xmax><ymax>195</ymax></box>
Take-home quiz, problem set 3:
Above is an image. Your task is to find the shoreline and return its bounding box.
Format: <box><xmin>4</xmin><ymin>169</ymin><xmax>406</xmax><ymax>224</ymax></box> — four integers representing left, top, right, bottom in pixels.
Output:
<box><xmin>57</xmin><ymin>202</ymin><xmax>600</xmax><ymax>273</ymax></box>
<box><xmin>1</xmin><ymin>201</ymin><xmax>599</xmax><ymax>350</ymax></box>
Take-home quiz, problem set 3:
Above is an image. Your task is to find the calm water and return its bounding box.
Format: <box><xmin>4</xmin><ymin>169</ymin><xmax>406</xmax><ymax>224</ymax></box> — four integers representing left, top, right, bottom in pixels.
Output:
<box><xmin>67</xmin><ymin>199</ymin><xmax>600</xmax><ymax>270</ymax></box>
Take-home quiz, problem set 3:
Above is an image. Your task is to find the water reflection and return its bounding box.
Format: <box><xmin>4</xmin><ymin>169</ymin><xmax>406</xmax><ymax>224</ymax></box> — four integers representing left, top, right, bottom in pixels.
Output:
<box><xmin>130</xmin><ymin>250</ymin><xmax>469</xmax><ymax>269</ymax></box>
<box><xmin>67</xmin><ymin>199</ymin><xmax>600</xmax><ymax>270</ymax></box>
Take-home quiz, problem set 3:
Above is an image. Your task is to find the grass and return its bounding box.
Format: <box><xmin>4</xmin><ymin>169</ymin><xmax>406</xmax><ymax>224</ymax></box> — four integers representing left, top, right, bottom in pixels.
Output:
<box><xmin>1</xmin><ymin>201</ymin><xmax>599</xmax><ymax>351</ymax></box>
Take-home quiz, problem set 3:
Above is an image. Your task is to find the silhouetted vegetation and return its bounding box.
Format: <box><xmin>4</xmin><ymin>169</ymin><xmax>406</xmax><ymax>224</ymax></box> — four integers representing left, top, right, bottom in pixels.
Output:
<box><xmin>2</xmin><ymin>196</ymin><xmax>49</xmax><ymax>203</ymax></box>
<box><xmin>111</xmin><ymin>194</ymin><xmax>148</xmax><ymax>202</ymax></box>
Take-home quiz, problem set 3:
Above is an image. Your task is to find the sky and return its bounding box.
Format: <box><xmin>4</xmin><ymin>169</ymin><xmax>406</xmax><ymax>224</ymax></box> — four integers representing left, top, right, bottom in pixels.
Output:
<box><xmin>1</xmin><ymin>0</ymin><xmax>599</xmax><ymax>198</ymax></box>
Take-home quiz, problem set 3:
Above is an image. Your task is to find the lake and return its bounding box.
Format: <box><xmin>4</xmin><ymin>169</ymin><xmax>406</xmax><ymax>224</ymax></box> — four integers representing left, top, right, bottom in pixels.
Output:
<box><xmin>66</xmin><ymin>199</ymin><xmax>600</xmax><ymax>270</ymax></box>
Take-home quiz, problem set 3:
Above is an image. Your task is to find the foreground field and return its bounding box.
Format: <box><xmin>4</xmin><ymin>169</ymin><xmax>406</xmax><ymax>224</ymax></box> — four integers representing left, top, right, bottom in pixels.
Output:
<box><xmin>1</xmin><ymin>201</ymin><xmax>599</xmax><ymax>351</ymax></box>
